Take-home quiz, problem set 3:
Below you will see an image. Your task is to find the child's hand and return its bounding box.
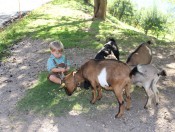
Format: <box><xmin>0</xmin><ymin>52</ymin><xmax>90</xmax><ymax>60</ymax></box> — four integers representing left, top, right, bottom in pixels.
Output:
<box><xmin>65</xmin><ymin>67</ymin><xmax>70</xmax><ymax>72</ymax></box>
<box><xmin>60</xmin><ymin>68</ymin><xmax>66</xmax><ymax>72</ymax></box>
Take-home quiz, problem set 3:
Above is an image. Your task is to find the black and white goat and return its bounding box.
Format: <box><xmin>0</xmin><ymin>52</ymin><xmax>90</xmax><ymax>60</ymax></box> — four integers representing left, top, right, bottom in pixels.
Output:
<box><xmin>130</xmin><ymin>64</ymin><xmax>166</xmax><ymax>109</ymax></box>
<box><xmin>95</xmin><ymin>38</ymin><xmax>120</xmax><ymax>60</ymax></box>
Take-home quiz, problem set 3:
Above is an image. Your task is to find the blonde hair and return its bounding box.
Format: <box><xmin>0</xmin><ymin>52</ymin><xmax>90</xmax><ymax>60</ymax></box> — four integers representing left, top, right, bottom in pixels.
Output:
<box><xmin>49</xmin><ymin>41</ymin><xmax>64</xmax><ymax>51</ymax></box>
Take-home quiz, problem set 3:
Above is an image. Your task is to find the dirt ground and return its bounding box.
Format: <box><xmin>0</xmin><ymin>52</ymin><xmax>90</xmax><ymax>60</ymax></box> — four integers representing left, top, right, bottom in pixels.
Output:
<box><xmin>0</xmin><ymin>38</ymin><xmax>175</xmax><ymax>132</ymax></box>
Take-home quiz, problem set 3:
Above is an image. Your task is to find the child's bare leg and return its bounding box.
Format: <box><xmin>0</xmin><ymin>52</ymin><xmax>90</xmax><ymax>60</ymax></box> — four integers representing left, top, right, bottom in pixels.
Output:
<box><xmin>49</xmin><ymin>75</ymin><xmax>61</xmax><ymax>84</ymax></box>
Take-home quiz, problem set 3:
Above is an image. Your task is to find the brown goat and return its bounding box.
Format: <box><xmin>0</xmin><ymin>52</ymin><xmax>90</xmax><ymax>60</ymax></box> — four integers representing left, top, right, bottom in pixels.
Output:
<box><xmin>64</xmin><ymin>59</ymin><xmax>131</xmax><ymax>118</ymax></box>
<box><xmin>126</xmin><ymin>41</ymin><xmax>152</xmax><ymax>66</ymax></box>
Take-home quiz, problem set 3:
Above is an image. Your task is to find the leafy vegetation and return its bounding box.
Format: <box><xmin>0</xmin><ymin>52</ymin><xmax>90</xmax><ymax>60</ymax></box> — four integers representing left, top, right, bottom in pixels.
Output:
<box><xmin>109</xmin><ymin>0</ymin><xmax>135</xmax><ymax>22</ymax></box>
<box><xmin>108</xmin><ymin>0</ymin><xmax>175</xmax><ymax>39</ymax></box>
<box><xmin>141</xmin><ymin>7</ymin><xmax>168</xmax><ymax>37</ymax></box>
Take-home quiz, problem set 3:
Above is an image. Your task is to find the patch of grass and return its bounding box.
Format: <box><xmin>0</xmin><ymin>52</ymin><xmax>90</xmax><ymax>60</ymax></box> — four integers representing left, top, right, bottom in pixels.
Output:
<box><xmin>17</xmin><ymin>72</ymin><xmax>116</xmax><ymax>116</ymax></box>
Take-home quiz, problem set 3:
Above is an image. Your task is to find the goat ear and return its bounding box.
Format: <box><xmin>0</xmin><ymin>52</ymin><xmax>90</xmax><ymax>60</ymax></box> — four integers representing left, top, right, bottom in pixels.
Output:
<box><xmin>104</xmin><ymin>50</ymin><xmax>109</xmax><ymax>54</ymax></box>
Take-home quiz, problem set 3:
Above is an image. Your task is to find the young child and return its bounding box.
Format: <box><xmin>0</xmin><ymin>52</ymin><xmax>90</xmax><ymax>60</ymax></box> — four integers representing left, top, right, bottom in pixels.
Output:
<box><xmin>47</xmin><ymin>41</ymin><xmax>70</xmax><ymax>85</ymax></box>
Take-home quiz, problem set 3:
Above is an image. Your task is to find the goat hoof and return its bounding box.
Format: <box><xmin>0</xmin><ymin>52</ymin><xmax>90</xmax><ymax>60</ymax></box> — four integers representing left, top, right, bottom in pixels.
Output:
<box><xmin>90</xmin><ymin>101</ymin><xmax>95</xmax><ymax>104</ymax></box>
<box><xmin>115</xmin><ymin>113</ymin><xmax>123</xmax><ymax>118</ymax></box>
<box><xmin>156</xmin><ymin>103</ymin><xmax>159</xmax><ymax>106</ymax></box>
<box><xmin>97</xmin><ymin>97</ymin><xmax>102</xmax><ymax>101</ymax></box>
<box><xmin>126</xmin><ymin>107</ymin><xmax>130</xmax><ymax>111</ymax></box>
<box><xmin>144</xmin><ymin>106</ymin><xmax>148</xmax><ymax>109</ymax></box>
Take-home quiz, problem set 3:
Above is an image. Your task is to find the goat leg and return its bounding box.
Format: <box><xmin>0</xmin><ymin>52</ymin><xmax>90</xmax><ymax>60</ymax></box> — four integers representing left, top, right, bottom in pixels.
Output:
<box><xmin>152</xmin><ymin>78</ymin><xmax>160</xmax><ymax>105</ymax></box>
<box><xmin>90</xmin><ymin>88</ymin><xmax>97</xmax><ymax>104</ymax></box>
<box><xmin>115</xmin><ymin>100</ymin><xmax>125</xmax><ymax>118</ymax></box>
<box><xmin>144</xmin><ymin>88</ymin><xmax>154</xmax><ymax>109</ymax></box>
<box><xmin>96</xmin><ymin>86</ymin><xmax>102</xmax><ymax>101</ymax></box>
<box><xmin>155</xmin><ymin>91</ymin><xmax>160</xmax><ymax>106</ymax></box>
<box><xmin>90</xmin><ymin>82</ymin><xmax>99</xmax><ymax>104</ymax></box>
<box><xmin>153</xmin><ymin>88</ymin><xmax>159</xmax><ymax>106</ymax></box>
<box><xmin>124</xmin><ymin>83</ymin><xmax>131</xmax><ymax>110</ymax></box>
<box><xmin>114</xmin><ymin>89</ymin><xmax>125</xmax><ymax>118</ymax></box>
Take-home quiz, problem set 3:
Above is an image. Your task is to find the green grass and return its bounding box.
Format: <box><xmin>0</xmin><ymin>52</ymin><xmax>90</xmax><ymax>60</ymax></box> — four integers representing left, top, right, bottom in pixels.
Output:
<box><xmin>17</xmin><ymin>72</ymin><xmax>117</xmax><ymax>116</ymax></box>
<box><xmin>1</xmin><ymin>0</ymin><xmax>174</xmax><ymax>116</ymax></box>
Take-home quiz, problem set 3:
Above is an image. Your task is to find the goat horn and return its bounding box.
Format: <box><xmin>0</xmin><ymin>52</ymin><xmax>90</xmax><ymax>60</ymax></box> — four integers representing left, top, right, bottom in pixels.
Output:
<box><xmin>73</xmin><ymin>71</ymin><xmax>76</xmax><ymax>76</ymax></box>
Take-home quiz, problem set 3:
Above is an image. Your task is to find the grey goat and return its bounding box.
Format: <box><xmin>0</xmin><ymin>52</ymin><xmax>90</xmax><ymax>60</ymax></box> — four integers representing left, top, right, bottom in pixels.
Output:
<box><xmin>130</xmin><ymin>64</ymin><xmax>166</xmax><ymax>109</ymax></box>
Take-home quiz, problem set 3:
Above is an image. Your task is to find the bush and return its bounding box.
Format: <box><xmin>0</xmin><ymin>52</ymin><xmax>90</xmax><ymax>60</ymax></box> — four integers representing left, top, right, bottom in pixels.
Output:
<box><xmin>141</xmin><ymin>7</ymin><xmax>167</xmax><ymax>38</ymax></box>
<box><xmin>108</xmin><ymin>0</ymin><xmax>135</xmax><ymax>23</ymax></box>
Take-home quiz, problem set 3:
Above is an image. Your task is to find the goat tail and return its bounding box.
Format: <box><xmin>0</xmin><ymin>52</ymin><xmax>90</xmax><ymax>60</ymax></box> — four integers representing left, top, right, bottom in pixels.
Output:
<box><xmin>158</xmin><ymin>70</ymin><xmax>167</xmax><ymax>76</ymax></box>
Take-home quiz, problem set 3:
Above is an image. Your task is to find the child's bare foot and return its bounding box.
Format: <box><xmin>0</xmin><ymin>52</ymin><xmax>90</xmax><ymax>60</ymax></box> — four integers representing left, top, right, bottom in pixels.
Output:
<box><xmin>59</xmin><ymin>81</ymin><xmax>65</xmax><ymax>88</ymax></box>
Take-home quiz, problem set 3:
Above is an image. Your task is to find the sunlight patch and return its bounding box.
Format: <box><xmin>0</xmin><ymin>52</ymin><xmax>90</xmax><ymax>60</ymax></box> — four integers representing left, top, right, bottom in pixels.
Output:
<box><xmin>20</xmin><ymin>65</ymin><xmax>28</xmax><ymax>70</ymax></box>
<box><xmin>155</xmin><ymin>107</ymin><xmax>173</xmax><ymax>130</ymax></box>
<box><xmin>17</xmin><ymin>74</ymin><xmax>25</xmax><ymax>79</ymax></box>
<box><xmin>72</xmin><ymin>103</ymin><xmax>83</xmax><ymax>111</ymax></box>
<box><xmin>97</xmin><ymin>104</ymin><xmax>109</xmax><ymax>111</ymax></box>
<box><xmin>69</xmin><ymin>103</ymin><xmax>86</xmax><ymax>116</ymax></box>
<box><xmin>140</xmin><ymin>116</ymin><xmax>147</xmax><ymax>123</ymax></box>
<box><xmin>45</xmin><ymin>6</ymin><xmax>90</xmax><ymax>18</ymax></box>
<box><xmin>27</xmin><ymin>19</ymin><xmax>56</xmax><ymax>28</ymax></box>
<box><xmin>69</xmin><ymin>110</ymin><xmax>82</xmax><ymax>116</ymax></box>
<box><xmin>166</xmin><ymin>63</ymin><xmax>175</xmax><ymax>69</ymax></box>
<box><xmin>157</xmin><ymin>53</ymin><xmax>163</xmax><ymax>59</ymax></box>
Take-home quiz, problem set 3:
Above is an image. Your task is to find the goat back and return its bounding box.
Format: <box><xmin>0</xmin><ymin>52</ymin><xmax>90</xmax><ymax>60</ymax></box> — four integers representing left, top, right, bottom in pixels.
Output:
<box><xmin>81</xmin><ymin>59</ymin><xmax>130</xmax><ymax>80</ymax></box>
<box><xmin>130</xmin><ymin>64</ymin><xmax>161</xmax><ymax>78</ymax></box>
<box><xmin>126</xmin><ymin>41</ymin><xmax>152</xmax><ymax>65</ymax></box>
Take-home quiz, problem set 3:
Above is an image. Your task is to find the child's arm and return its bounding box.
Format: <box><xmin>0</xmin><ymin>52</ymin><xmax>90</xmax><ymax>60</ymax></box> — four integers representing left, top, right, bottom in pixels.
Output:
<box><xmin>51</xmin><ymin>67</ymin><xmax>66</xmax><ymax>73</ymax></box>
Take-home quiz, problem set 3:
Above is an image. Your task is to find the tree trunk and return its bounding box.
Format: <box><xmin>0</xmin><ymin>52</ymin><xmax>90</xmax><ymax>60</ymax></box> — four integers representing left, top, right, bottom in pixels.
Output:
<box><xmin>93</xmin><ymin>0</ymin><xmax>107</xmax><ymax>20</ymax></box>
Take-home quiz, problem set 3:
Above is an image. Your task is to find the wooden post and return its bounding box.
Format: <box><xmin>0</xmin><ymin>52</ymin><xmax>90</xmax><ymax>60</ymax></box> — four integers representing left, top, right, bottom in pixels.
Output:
<box><xmin>18</xmin><ymin>0</ymin><xmax>21</xmax><ymax>19</ymax></box>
